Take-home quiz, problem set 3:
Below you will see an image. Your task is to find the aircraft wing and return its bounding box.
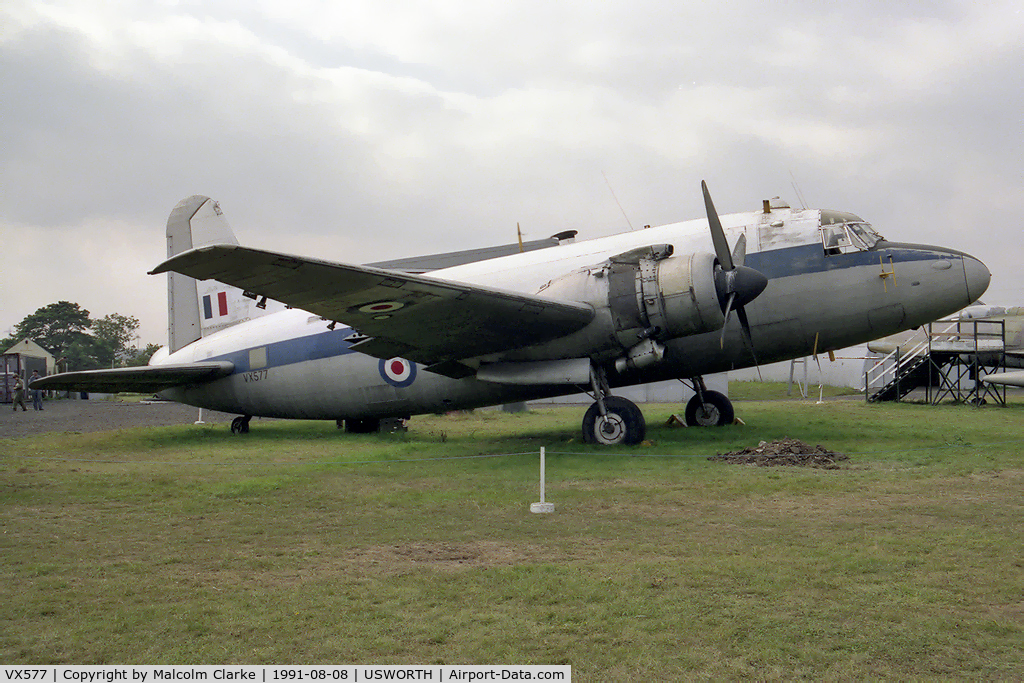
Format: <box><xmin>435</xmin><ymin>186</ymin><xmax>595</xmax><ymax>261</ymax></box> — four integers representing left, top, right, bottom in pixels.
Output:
<box><xmin>30</xmin><ymin>362</ymin><xmax>235</xmax><ymax>394</ymax></box>
<box><xmin>151</xmin><ymin>245</ymin><xmax>595</xmax><ymax>372</ymax></box>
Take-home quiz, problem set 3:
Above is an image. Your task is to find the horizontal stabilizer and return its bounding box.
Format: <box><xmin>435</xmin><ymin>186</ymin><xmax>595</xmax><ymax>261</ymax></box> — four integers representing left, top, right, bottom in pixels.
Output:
<box><xmin>369</xmin><ymin>231</ymin><xmax>576</xmax><ymax>273</ymax></box>
<box><xmin>30</xmin><ymin>362</ymin><xmax>235</xmax><ymax>394</ymax></box>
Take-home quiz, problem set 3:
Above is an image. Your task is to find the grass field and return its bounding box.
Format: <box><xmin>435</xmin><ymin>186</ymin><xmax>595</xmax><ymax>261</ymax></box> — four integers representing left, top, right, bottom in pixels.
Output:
<box><xmin>2</xmin><ymin>393</ymin><xmax>1023</xmax><ymax>678</ymax></box>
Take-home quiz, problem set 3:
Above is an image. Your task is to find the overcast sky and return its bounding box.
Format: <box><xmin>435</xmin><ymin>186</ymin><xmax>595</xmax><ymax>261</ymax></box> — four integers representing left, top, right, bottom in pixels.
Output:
<box><xmin>2</xmin><ymin>0</ymin><xmax>1022</xmax><ymax>347</ymax></box>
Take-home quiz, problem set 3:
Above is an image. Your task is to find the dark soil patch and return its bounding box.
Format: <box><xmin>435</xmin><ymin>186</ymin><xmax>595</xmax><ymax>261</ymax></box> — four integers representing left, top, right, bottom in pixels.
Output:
<box><xmin>710</xmin><ymin>437</ymin><xmax>849</xmax><ymax>469</ymax></box>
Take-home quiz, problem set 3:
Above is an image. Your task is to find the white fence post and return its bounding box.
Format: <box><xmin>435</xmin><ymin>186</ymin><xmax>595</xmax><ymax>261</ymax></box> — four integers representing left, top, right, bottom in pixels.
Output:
<box><xmin>530</xmin><ymin>446</ymin><xmax>555</xmax><ymax>513</ymax></box>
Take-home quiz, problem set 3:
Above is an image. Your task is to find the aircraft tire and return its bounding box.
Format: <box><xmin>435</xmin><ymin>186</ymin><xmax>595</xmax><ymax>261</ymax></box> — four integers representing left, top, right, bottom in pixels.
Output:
<box><xmin>345</xmin><ymin>418</ymin><xmax>381</xmax><ymax>434</ymax></box>
<box><xmin>684</xmin><ymin>391</ymin><xmax>734</xmax><ymax>427</ymax></box>
<box><xmin>582</xmin><ymin>396</ymin><xmax>646</xmax><ymax>445</ymax></box>
<box><xmin>230</xmin><ymin>416</ymin><xmax>251</xmax><ymax>434</ymax></box>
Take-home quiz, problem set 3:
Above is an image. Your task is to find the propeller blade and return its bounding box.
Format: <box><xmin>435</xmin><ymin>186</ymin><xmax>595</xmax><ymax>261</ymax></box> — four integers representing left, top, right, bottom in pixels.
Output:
<box><xmin>719</xmin><ymin>291</ymin><xmax>736</xmax><ymax>348</ymax></box>
<box><xmin>735</xmin><ymin>305</ymin><xmax>762</xmax><ymax>380</ymax></box>
<box><xmin>701</xmin><ymin>181</ymin><xmax>765</xmax><ymax>377</ymax></box>
<box><xmin>702</xmin><ymin>180</ymin><xmax>733</xmax><ymax>271</ymax></box>
<box><xmin>731</xmin><ymin>233</ymin><xmax>746</xmax><ymax>268</ymax></box>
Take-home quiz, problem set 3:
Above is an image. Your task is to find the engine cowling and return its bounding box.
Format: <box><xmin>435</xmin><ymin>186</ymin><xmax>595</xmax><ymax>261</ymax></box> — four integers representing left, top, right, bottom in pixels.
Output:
<box><xmin>530</xmin><ymin>245</ymin><xmax>728</xmax><ymax>366</ymax></box>
<box><xmin>640</xmin><ymin>251</ymin><xmax>726</xmax><ymax>339</ymax></box>
<box><xmin>604</xmin><ymin>246</ymin><xmax>726</xmax><ymax>345</ymax></box>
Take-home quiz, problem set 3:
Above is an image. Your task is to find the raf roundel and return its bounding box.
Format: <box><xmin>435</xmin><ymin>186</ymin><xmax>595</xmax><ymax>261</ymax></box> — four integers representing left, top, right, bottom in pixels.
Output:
<box><xmin>379</xmin><ymin>357</ymin><xmax>417</xmax><ymax>388</ymax></box>
<box><xmin>358</xmin><ymin>301</ymin><xmax>405</xmax><ymax>315</ymax></box>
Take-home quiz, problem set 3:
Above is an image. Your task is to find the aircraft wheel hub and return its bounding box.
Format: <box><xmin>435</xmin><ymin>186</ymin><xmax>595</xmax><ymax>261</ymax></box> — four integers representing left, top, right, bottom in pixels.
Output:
<box><xmin>595</xmin><ymin>414</ymin><xmax>626</xmax><ymax>443</ymax></box>
<box><xmin>694</xmin><ymin>405</ymin><xmax>720</xmax><ymax>426</ymax></box>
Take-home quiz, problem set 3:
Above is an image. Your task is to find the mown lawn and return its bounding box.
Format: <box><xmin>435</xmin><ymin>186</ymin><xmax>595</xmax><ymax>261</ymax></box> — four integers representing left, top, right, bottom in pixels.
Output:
<box><xmin>2</xmin><ymin>397</ymin><xmax>1023</xmax><ymax>679</ymax></box>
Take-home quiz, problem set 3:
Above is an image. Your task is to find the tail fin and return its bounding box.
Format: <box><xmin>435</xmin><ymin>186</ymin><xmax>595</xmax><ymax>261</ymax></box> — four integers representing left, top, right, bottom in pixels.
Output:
<box><xmin>165</xmin><ymin>196</ymin><xmax>278</xmax><ymax>352</ymax></box>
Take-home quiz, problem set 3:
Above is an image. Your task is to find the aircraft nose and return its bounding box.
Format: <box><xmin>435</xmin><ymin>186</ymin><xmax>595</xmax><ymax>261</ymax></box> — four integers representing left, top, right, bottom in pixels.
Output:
<box><xmin>963</xmin><ymin>253</ymin><xmax>991</xmax><ymax>304</ymax></box>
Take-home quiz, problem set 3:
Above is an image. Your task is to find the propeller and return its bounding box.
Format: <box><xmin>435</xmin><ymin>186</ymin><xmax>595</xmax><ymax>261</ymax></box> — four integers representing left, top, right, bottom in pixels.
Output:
<box><xmin>701</xmin><ymin>181</ymin><xmax>768</xmax><ymax>355</ymax></box>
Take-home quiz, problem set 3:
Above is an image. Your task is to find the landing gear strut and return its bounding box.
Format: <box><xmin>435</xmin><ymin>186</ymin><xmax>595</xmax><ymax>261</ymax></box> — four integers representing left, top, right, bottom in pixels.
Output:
<box><xmin>684</xmin><ymin>376</ymin><xmax>734</xmax><ymax>427</ymax></box>
<box><xmin>582</xmin><ymin>366</ymin><xmax>646</xmax><ymax>445</ymax></box>
<box><xmin>230</xmin><ymin>415</ymin><xmax>252</xmax><ymax>434</ymax></box>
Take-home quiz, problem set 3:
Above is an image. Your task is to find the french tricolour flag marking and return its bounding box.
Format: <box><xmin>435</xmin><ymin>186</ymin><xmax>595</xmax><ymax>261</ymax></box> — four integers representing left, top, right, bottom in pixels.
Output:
<box><xmin>202</xmin><ymin>292</ymin><xmax>229</xmax><ymax>320</ymax></box>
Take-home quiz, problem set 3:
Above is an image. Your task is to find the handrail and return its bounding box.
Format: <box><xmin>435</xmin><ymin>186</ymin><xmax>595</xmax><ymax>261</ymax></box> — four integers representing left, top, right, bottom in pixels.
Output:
<box><xmin>864</xmin><ymin>320</ymin><xmax>960</xmax><ymax>394</ymax></box>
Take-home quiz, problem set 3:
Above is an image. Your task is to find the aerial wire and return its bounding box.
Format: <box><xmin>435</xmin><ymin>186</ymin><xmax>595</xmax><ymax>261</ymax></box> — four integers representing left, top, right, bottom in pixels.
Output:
<box><xmin>602</xmin><ymin>171</ymin><xmax>635</xmax><ymax>230</ymax></box>
<box><xmin>789</xmin><ymin>170</ymin><xmax>809</xmax><ymax>210</ymax></box>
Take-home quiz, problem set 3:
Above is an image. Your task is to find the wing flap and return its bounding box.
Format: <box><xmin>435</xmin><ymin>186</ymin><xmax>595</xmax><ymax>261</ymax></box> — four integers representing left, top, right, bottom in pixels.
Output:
<box><xmin>30</xmin><ymin>362</ymin><xmax>235</xmax><ymax>394</ymax></box>
<box><xmin>151</xmin><ymin>245</ymin><xmax>595</xmax><ymax>365</ymax></box>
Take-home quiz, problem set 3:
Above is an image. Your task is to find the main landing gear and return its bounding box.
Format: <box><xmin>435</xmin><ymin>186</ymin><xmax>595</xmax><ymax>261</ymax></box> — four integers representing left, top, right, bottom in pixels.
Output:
<box><xmin>230</xmin><ymin>415</ymin><xmax>252</xmax><ymax>434</ymax></box>
<box><xmin>683</xmin><ymin>376</ymin><xmax>734</xmax><ymax>427</ymax></box>
<box><xmin>581</xmin><ymin>371</ymin><xmax>737</xmax><ymax>444</ymax></box>
<box><xmin>582</xmin><ymin>367</ymin><xmax>646</xmax><ymax>445</ymax></box>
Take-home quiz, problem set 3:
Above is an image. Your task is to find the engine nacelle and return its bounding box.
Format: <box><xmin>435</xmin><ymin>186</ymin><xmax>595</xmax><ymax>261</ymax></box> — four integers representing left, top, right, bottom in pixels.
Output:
<box><xmin>531</xmin><ymin>246</ymin><xmax>726</xmax><ymax>365</ymax></box>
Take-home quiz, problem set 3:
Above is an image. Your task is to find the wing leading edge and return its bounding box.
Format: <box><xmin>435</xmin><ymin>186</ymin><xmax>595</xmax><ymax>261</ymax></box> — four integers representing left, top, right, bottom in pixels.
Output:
<box><xmin>30</xmin><ymin>362</ymin><xmax>235</xmax><ymax>394</ymax></box>
<box><xmin>150</xmin><ymin>245</ymin><xmax>595</xmax><ymax>368</ymax></box>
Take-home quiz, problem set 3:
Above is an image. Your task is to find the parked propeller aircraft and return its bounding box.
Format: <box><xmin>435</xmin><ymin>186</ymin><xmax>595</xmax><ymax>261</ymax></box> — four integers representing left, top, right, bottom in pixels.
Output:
<box><xmin>962</xmin><ymin>305</ymin><xmax>1024</xmax><ymax>389</ymax></box>
<box><xmin>34</xmin><ymin>183</ymin><xmax>991</xmax><ymax>444</ymax></box>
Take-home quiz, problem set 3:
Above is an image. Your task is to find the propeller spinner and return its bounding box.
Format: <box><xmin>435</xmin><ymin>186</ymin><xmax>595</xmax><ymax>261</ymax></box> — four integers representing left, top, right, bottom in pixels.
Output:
<box><xmin>701</xmin><ymin>181</ymin><xmax>768</xmax><ymax>351</ymax></box>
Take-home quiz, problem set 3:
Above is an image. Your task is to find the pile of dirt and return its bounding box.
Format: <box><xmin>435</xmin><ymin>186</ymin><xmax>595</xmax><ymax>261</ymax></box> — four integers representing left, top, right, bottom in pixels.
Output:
<box><xmin>709</xmin><ymin>437</ymin><xmax>848</xmax><ymax>469</ymax></box>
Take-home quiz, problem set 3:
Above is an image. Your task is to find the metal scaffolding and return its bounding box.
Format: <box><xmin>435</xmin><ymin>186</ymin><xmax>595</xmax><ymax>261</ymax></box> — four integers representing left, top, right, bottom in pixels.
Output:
<box><xmin>865</xmin><ymin>319</ymin><xmax>1006</xmax><ymax>405</ymax></box>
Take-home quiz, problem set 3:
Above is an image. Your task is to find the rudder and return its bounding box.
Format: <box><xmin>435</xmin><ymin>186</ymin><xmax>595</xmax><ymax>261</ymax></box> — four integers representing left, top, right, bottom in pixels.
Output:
<box><xmin>166</xmin><ymin>196</ymin><xmax>261</xmax><ymax>352</ymax></box>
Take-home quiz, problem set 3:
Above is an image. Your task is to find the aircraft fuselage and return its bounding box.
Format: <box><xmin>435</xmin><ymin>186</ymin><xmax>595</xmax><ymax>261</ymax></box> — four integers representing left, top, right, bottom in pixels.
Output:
<box><xmin>157</xmin><ymin>203</ymin><xmax>989</xmax><ymax>421</ymax></box>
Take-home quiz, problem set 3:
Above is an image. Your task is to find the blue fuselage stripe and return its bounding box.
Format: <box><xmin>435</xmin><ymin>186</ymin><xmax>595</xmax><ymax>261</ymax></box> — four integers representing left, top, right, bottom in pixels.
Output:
<box><xmin>745</xmin><ymin>242</ymin><xmax>957</xmax><ymax>280</ymax></box>
<box><xmin>208</xmin><ymin>327</ymin><xmax>357</xmax><ymax>373</ymax></box>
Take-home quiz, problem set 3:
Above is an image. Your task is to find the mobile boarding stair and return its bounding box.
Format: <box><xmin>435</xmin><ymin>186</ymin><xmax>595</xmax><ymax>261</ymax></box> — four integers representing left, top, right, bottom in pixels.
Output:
<box><xmin>864</xmin><ymin>319</ymin><xmax>1007</xmax><ymax>405</ymax></box>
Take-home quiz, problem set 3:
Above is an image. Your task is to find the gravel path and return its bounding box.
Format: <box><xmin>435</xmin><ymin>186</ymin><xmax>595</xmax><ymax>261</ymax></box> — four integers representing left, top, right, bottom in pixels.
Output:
<box><xmin>0</xmin><ymin>398</ymin><xmax>239</xmax><ymax>439</ymax></box>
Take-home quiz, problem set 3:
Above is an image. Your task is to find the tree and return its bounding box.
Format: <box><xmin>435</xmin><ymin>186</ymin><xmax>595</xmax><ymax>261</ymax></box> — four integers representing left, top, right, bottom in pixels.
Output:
<box><xmin>127</xmin><ymin>343</ymin><xmax>163</xmax><ymax>367</ymax></box>
<box><xmin>92</xmin><ymin>313</ymin><xmax>141</xmax><ymax>366</ymax></box>
<box><xmin>61</xmin><ymin>336</ymin><xmax>106</xmax><ymax>372</ymax></box>
<box><xmin>9</xmin><ymin>303</ymin><xmax>151</xmax><ymax>371</ymax></box>
<box><xmin>11</xmin><ymin>301</ymin><xmax>92</xmax><ymax>357</ymax></box>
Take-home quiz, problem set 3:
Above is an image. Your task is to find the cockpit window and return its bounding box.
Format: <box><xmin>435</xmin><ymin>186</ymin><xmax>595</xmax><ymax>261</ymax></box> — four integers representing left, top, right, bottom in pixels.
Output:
<box><xmin>821</xmin><ymin>225</ymin><xmax>854</xmax><ymax>255</ymax></box>
<box><xmin>821</xmin><ymin>220</ymin><xmax>883</xmax><ymax>255</ymax></box>
<box><xmin>848</xmin><ymin>223</ymin><xmax>881</xmax><ymax>248</ymax></box>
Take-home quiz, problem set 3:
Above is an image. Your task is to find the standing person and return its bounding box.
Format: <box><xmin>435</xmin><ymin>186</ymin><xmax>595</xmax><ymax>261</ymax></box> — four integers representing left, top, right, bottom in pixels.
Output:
<box><xmin>30</xmin><ymin>370</ymin><xmax>43</xmax><ymax>410</ymax></box>
<box><xmin>12</xmin><ymin>375</ymin><xmax>27</xmax><ymax>412</ymax></box>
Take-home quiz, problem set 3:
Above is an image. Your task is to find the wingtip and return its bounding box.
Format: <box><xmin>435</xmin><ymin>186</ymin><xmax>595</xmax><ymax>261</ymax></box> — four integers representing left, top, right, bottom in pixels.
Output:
<box><xmin>149</xmin><ymin>244</ymin><xmax>237</xmax><ymax>276</ymax></box>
